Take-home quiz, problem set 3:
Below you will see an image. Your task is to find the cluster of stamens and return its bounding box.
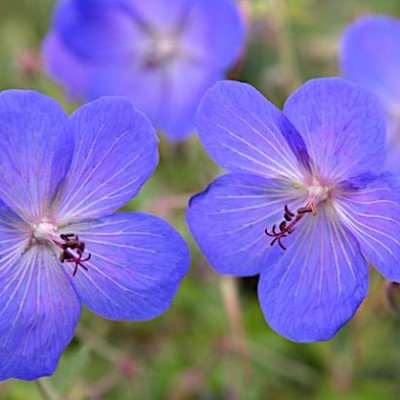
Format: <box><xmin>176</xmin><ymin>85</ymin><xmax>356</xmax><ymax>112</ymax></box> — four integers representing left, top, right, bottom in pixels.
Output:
<box><xmin>54</xmin><ymin>233</ymin><xmax>91</xmax><ymax>277</ymax></box>
<box><xmin>144</xmin><ymin>35</ymin><xmax>179</xmax><ymax>69</ymax></box>
<box><xmin>265</xmin><ymin>203</ymin><xmax>316</xmax><ymax>250</ymax></box>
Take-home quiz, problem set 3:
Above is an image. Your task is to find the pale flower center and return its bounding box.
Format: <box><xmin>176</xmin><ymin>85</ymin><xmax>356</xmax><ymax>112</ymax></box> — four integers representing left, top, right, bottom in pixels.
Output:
<box><xmin>307</xmin><ymin>180</ymin><xmax>329</xmax><ymax>205</ymax></box>
<box><xmin>144</xmin><ymin>34</ymin><xmax>180</xmax><ymax>68</ymax></box>
<box><xmin>156</xmin><ymin>36</ymin><xmax>178</xmax><ymax>58</ymax></box>
<box><xmin>32</xmin><ymin>221</ymin><xmax>57</xmax><ymax>243</ymax></box>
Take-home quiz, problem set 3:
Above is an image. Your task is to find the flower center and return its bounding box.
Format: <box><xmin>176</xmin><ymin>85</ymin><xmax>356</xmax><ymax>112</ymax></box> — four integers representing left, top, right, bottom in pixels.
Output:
<box><xmin>307</xmin><ymin>181</ymin><xmax>329</xmax><ymax>204</ymax></box>
<box><xmin>32</xmin><ymin>222</ymin><xmax>90</xmax><ymax>277</ymax></box>
<box><xmin>33</xmin><ymin>221</ymin><xmax>56</xmax><ymax>241</ymax></box>
<box><xmin>144</xmin><ymin>34</ymin><xmax>180</xmax><ymax>69</ymax></box>
<box><xmin>265</xmin><ymin>181</ymin><xmax>330</xmax><ymax>250</ymax></box>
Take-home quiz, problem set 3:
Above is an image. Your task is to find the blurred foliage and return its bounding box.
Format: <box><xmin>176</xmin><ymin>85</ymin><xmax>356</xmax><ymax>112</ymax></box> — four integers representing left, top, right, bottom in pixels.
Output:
<box><xmin>1</xmin><ymin>0</ymin><xmax>400</xmax><ymax>399</ymax></box>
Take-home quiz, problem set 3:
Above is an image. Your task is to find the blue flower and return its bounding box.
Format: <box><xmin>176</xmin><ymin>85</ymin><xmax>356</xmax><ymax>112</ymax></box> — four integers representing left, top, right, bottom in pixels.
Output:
<box><xmin>187</xmin><ymin>78</ymin><xmax>400</xmax><ymax>342</ymax></box>
<box><xmin>340</xmin><ymin>15</ymin><xmax>400</xmax><ymax>173</ymax></box>
<box><xmin>0</xmin><ymin>90</ymin><xmax>190</xmax><ymax>381</ymax></box>
<box><xmin>42</xmin><ymin>0</ymin><xmax>245</xmax><ymax>141</ymax></box>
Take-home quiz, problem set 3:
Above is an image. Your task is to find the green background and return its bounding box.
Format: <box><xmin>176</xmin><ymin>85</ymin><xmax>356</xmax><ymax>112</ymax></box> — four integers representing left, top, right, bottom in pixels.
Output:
<box><xmin>0</xmin><ymin>0</ymin><xmax>400</xmax><ymax>399</ymax></box>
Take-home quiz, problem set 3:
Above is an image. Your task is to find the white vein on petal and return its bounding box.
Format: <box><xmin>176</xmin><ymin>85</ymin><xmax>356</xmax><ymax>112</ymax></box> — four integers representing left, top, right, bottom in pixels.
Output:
<box><xmin>216</xmin><ymin>126</ymin><xmax>300</xmax><ymax>181</ymax></box>
<box><xmin>58</xmin><ymin>128</ymin><xmax>131</xmax><ymax>216</ymax></box>
<box><xmin>218</xmin><ymin>95</ymin><xmax>301</xmax><ymax>178</ymax></box>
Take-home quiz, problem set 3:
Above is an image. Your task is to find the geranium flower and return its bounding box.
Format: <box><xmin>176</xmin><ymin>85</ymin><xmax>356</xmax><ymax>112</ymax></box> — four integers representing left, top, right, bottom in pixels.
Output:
<box><xmin>0</xmin><ymin>90</ymin><xmax>189</xmax><ymax>380</ymax></box>
<box><xmin>187</xmin><ymin>78</ymin><xmax>400</xmax><ymax>342</ymax></box>
<box><xmin>42</xmin><ymin>0</ymin><xmax>245</xmax><ymax>141</ymax></box>
<box><xmin>340</xmin><ymin>15</ymin><xmax>400</xmax><ymax>173</ymax></box>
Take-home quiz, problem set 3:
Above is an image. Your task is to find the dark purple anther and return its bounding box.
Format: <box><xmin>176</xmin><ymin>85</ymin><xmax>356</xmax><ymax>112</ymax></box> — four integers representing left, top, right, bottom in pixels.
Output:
<box><xmin>56</xmin><ymin>233</ymin><xmax>91</xmax><ymax>277</ymax></box>
<box><xmin>265</xmin><ymin>203</ymin><xmax>316</xmax><ymax>250</ymax></box>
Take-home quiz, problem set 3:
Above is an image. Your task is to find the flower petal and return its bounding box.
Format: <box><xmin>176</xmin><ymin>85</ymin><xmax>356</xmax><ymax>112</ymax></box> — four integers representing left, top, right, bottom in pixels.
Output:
<box><xmin>196</xmin><ymin>81</ymin><xmax>311</xmax><ymax>181</ymax></box>
<box><xmin>54</xmin><ymin>0</ymin><xmax>147</xmax><ymax>62</ymax></box>
<box><xmin>340</xmin><ymin>16</ymin><xmax>400</xmax><ymax>109</ymax></box>
<box><xmin>187</xmin><ymin>173</ymin><xmax>305</xmax><ymax>276</ymax></box>
<box><xmin>385</xmin><ymin>137</ymin><xmax>400</xmax><ymax>174</ymax></box>
<box><xmin>335</xmin><ymin>173</ymin><xmax>400</xmax><ymax>282</ymax></box>
<box><xmin>181</xmin><ymin>0</ymin><xmax>245</xmax><ymax>68</ymax></box>
<box><xmin>88</xmin><ymin>59</ymin><xmax>223</xmax><ymax>141</ymax></box>
<box><xmin>258</xmin><ymin>207</ymin><xmax>368</xmax><ymax>342</ymax></box>
<box><xmin>283</xmin><ymin>78</ymin><xmax>386</xmax><ymax>181</ymax></box>
<box><xmin>87</xmin><ymin>63</ymin><xmax>165</xmax><ymax>130</ymax></box>
<box><xmin>127</xmin><ymin>0</ymin><xmax>194</xmax><ymax>32</ymax></box>
<box><xmin>64</xmin><ymin>213</ymin><xmax>189</xmax><ymax>321</ymax></box>
<box><xmin>54</xmin><ymin>97</ymin><xmax>158</xmax><ymax>223</ymax></box>
<box><xmin>43</xmin><ymin>32</ymin><xmax>94</xmax><ymax>100</ymax></box>
<box><xmin>0</xmin><ymin>245</ymin><xmax>81</xmax><ymax>380</ymax></box>
<box><xmin>124</xmin><ymin>0</ymin><xmax>245</xmax><ymax>65</ymax></box>
<box><xmin>340</xmin><ymin>16</ymin><xmax>400</xmax><ymax>175</ymax></box>
<box><xmin>159</xmin><ymin>60</ymin><xmax>223</xmax><ymax>141</ymax></box>
<box><xmin>0</xmin><ymin>90</ymin><xmax>73</xmax><ymax>223</ymax></box>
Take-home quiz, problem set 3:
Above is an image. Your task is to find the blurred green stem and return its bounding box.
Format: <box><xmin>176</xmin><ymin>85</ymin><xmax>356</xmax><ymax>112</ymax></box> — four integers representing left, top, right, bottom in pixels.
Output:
<box><xmin>35</xmin><ymin>379</ymin><xmax>60</xmax><ymax>400</ymax></box>
<box><xmin>76</xmin><ymin>325</ymin><xmax>124</xmax><ymax>365</ymax></box>
<box><xmin>269</xmin><ymin>0</ymin><xmax>302</xmax><ymax>93</ymax></box>
<box><xmin>219</xmin><ymin>276</ymin><xmax>253</xmax><ymax>387</ymax></box>
<box><xmin>350</xmin><ymin>305</ymin><xmax>363</xmax><ymax>383</ymax></box>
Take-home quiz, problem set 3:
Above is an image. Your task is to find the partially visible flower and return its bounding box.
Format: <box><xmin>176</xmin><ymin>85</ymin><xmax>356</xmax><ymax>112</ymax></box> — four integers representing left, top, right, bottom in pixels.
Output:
<box><xmin>42</xmin><ymin>0</ymin><xmax>245</xmax><ymax>141</ymax></box>
<box><xmin>15</xmin><ymin>50</ymin><xmax>42</xmax><ymax>79</ymax></box>
<box><xmin>0</xmin><ymin>90</ymin><xmax>190</xmax><ymax>381</ymax></box>
<box><xmin>340</xmin><ymin>15</ymin><xmax>400</xmax><ymax>173</ymax></box>
<box><xmin>187</xmin><ymin>78</ymin><xmax>400</xmax><ymax>342</ymax></box>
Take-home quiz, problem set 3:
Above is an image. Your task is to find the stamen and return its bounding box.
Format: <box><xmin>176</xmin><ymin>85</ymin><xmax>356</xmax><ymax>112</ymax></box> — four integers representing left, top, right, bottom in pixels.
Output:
<box><xmin>54</xmin><ymin>233</ymin><xmax>91</xmax><ymax>277</ymax></box>
<box><xmin>284</xmin><ymin>205</ymin><xmax>295</xmax><ymax>221</ymax></box>
<box><xmin>265</xmin><ymin>203</ymin><xmax>316</xmax><ymax>250</ymax></box>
